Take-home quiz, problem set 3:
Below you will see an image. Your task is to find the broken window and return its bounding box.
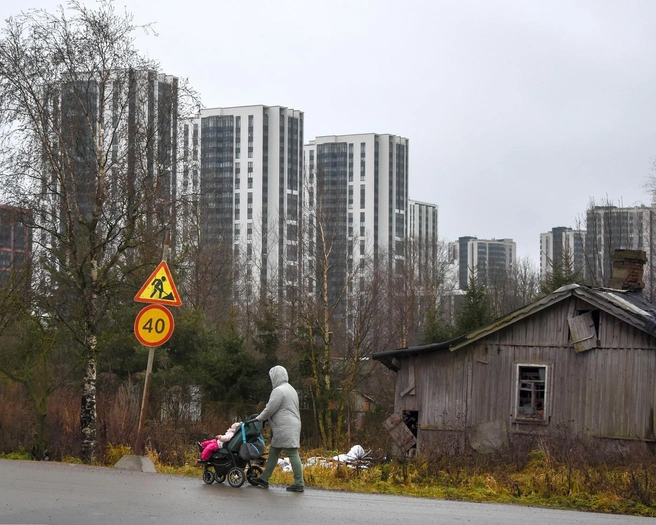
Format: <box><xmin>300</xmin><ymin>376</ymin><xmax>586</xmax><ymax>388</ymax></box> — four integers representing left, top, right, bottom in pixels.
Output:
<box><xmin>403</xmin><ymin>410</ymin><xmax>418</xmax><ymax>439</ymax></box>
<box><xmin>514</xmin><ymin>364</ymin><xmax>549</xmax><ymax>423</ymax></box>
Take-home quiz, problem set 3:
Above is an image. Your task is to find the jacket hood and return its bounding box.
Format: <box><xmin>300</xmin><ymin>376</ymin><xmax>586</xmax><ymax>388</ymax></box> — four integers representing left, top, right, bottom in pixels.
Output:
<box><xmin>269</xmin><ymin>365</ymin><xmax>289</xmax><ymax>389</ymax></box>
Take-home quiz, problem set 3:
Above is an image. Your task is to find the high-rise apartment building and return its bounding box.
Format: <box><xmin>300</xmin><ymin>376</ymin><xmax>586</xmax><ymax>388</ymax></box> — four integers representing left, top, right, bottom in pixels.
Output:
<box><xmin>194</xmin><ymin>105</ymin><xmax>304</xmax><ymax>300</ymax></box>
<box><xmin>456</xmin><ymin>236</ymin><xmax>516</xmax><ymax>288</ymax></box>
<box><xmin>304</xmin><ymin>133</ymin><xmax>409</xmax><ymax>303</ymax></box>
<box><xmin>52</xmin><ymin>70</ymin><xmax>180</xmax><ymax>243</ymax></box>
<box><xmin>408</xmin><ymin>199</ymin><xmax>438</xmax><ymax>285</ymax></box>
<box><xmin>539</xmin><ymin>227</ymin><xmax>586</xmax><ymax>281</ymax></box>
<box><xmin>585</xmin><ymin>204</ymin><xmax>656</xmax><ymax>299</ymax></box>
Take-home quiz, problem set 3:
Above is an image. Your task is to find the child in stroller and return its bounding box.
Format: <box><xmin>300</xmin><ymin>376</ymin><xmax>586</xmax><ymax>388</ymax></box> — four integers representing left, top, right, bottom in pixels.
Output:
<box><xmin>197</xmin><ymin>415</ymin><xmax>266</xmax><ymax>488</ymax></box>
<box><xmin>197</xmin><ymin>422</ymin><xmax>241</xmax><ymax>461</ymax></box>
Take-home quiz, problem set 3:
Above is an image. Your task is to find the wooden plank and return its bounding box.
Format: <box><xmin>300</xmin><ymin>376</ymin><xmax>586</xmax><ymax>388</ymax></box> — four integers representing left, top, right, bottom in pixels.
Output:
<box><xmin>400</xmin><ymin>384</ymin><xmax>415</xmax><ymax>397</ymax></box>
<box><xmin>568</xmin><ymin>312</ymin><xmax>597</xmax><ymax>353</ymax></box>
<box><xmin>401</xmin><ymin>364</ymin><xmax>415</xmax><ymax>397</ymax></box>
<box><xmin>383</xmin><ymin>413</ymin><xmax>417</xmax><ymax>452</ymax></box>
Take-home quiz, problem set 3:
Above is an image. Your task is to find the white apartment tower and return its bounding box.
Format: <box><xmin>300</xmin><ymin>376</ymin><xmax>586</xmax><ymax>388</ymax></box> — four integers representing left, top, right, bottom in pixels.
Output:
<box><xmin>457</xmin><ymin>236</ymin><xmax>516</xmax><ymax>288</ymax></box>
<box><xmin>195</xmin><ymin>105</ymin><xmax>304</xmax><ymax>300</ymax></box>
<box><xmin>408</xmin><ymin>199</ymin><xmax>439</xmax><ymax>285</ymax></box>
<box><xmin>304</xmin><ymin>133</ymin><xmax>409</xmax><ymax>303</ymax></box>
<box><xmin>539</xmin><ymin>227</ymin><xmax>586</xmax><ymax>281</ymax></box>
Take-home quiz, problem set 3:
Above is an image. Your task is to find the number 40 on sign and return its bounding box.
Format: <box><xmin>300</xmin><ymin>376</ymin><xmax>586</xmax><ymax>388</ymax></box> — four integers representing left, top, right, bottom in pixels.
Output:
<box><xmin>134</xmin><ymin>304</ymin><xmax>175</xmax><ymax>347</ymax></box>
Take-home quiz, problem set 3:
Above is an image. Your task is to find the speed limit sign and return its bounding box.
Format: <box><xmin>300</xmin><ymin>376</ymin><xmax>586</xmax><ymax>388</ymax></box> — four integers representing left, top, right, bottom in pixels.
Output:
<box><xmin>134</xmin><ymin>304</ymin><xmax>174</xmax><ymax>347</ymax></box>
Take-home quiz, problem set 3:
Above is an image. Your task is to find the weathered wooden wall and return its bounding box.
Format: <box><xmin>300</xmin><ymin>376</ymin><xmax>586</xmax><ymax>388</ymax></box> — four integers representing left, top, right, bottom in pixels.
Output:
<box><xmin>394</xmin><ymin>295</ymin><xmax>656</xmax><ymax>452</ymax></box>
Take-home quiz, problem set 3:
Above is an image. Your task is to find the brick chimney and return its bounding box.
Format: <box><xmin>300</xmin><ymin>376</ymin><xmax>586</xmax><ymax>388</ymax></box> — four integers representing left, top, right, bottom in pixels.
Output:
<box><xmin>608</xmin><ymin>249</ymin><xmax>647</xmax><ymax>292</ymax></box>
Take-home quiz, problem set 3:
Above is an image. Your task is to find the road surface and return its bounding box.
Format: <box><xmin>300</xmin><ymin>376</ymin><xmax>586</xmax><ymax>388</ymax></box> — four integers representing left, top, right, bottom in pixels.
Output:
<box><xmin>0</xmin><ymin>459</ymin><xmax>653</xmax><ymax>524</ymax></box>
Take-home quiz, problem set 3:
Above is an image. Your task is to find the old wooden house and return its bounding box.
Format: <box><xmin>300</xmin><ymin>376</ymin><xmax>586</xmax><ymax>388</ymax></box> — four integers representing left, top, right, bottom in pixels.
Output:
<box><xmin>373</xmin><ymin>251</ymin><xmax>656</xmax><ymax>454</ymax></box>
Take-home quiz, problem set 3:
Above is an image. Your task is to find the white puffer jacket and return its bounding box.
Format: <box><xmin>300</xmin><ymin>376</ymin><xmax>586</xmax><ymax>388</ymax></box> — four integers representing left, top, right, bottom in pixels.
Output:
<box><xmin>256</xmin><ymin>366</ymin><xmax>301</xmax><ymax>448</ymax></box>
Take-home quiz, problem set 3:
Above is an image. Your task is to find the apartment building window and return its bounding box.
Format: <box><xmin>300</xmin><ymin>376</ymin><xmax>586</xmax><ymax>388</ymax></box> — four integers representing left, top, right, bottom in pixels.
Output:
<box><xmin>395</xmin><ymin>214</ymin><xmax>404</xmax><ymax>238</ymax></box>
<box><xmin>360</xmin><ymin>185</ymin><xmax>365</xmax><ymax>208</ymax></box>
<box><xmin>235</xmin><ymin>116</ymin><xmax>241</xmax><ymax>159</ymax></box>
<box><xmin>192</xmin><ymin>123</ymin><xmax>199</xmax><ymax>161</ymax></box>
<box><xmin>360</xmin><ymin>212</ymin><xmax>365</xmax><ymax>237</ymax></box>
<box><xmin>0</xmin><ymin>223</ymin><xmax>11</xmax><ymax>248</ymax></box>
<box><xmin>235</xmin><ymin>163</ymin><xmax>240</xmax><ymax>189</ymax></box>
<box><xmin>309</xmin><ymin>150</ymin><xmax>315</xmax><ymax>183</ymax></box>
<box><xmin>287</xmin><ymin>193</ymin><xmax>298</xmax><ymax>217</ymax></box>
<box><xmin>247</xmin><ymin>224</ymin><xmax>252</xmax><ymax>240</ymax></box>
<box><xmin>246</xmin><ymin>115</ymin><xmax>254</xmax><ymax>158</ymax></box>
<box><xmin>349</xmin><ymin>143</ymin><xmax>354</xmax><ymax>182</ymax></box>
<box><xmin>13</xmin><ymin>251</ymin><xmax>24</xmax><ymax>268</ymax></box>
<box><xmin>348</xmin><ymin>213</ymin><xmax>353</xmax><ymax>237</ymax></box>
<box><xmin>247</xmin><ymin>193</ymin><xmax>253</xmax><ymax>220</ymax></box>
<box><xmin>348</xmin><ymin>186</ymin><xmax>353</xmax><ymax>207</ymax></box>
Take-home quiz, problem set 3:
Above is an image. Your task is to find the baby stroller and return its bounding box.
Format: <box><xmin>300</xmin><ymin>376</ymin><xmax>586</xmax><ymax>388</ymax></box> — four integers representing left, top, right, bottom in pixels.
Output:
<box><xmin>199</xmin><ymin>416</ymin><xmax>266</xmax><ymax>488</ymax></box>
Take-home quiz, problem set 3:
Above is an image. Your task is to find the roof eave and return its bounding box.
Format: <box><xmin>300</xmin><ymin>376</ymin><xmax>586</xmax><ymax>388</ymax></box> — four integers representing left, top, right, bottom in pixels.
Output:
<box><xmin>372</xmin><ymin>336</ymin><xmax>467</xmax><ymax>371</ymax></box>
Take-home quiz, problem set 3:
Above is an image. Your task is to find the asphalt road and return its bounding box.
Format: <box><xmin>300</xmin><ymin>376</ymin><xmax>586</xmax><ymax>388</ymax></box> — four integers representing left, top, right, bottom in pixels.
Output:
<box><xmin>0</xmin><ymin>459</ymin><xmax>654</xmax><ymax>525</ymax></box>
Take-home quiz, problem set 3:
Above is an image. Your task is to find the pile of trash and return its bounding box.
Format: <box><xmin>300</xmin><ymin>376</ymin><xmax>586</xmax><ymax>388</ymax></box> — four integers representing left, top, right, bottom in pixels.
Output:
<box><xmin>277</xmin><ymin>445</ymin><xmax>373</xmax><ymax>471</ymax></box>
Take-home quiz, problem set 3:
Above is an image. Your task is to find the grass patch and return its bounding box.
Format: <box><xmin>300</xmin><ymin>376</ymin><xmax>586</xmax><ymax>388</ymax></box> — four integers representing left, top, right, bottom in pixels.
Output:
<box><xmin>0</xmin><ymin>448</ymin><xmax>30</xmax><ymax>460</ymax></box>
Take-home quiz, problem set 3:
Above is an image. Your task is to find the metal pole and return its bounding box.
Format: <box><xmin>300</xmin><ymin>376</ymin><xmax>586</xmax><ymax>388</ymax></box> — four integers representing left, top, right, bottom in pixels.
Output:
<box><xmin>134</xmin><ymin>347</ymin><xmax>154</xmax><ymax>455</ymax></box>
<box><xmin>134</xmin><ymin>232</ymin><xmax>171</xmax><ymax>455</ymax></box>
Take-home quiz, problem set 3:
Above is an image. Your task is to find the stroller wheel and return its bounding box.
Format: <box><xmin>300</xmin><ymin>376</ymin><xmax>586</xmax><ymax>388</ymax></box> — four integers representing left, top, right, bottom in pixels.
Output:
<box><xmin>246</xmin><ymin>465</ymin><xmax>263</xmax><ymax>485</ymax></box>
<box><xmin>227</xmin><ymin>467</ymin><xmax>245</xmax><ymax>488</ymax></box>
<box><xmin>215</xmin><ymin>474</ymin><xmax>226</xmax><ymax>483</ymax></box>
<box><xmin>202</xmin><ymin>468</ymin><xmax>215</xmax><ymax>485</ymax></box>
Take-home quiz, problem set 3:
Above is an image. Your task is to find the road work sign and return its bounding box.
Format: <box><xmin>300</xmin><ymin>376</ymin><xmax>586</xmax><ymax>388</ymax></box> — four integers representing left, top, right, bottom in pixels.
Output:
<box><xmin>134</xmin><ymin>261</ymin><xmax>182</xmax><ymax>306</ymax></box>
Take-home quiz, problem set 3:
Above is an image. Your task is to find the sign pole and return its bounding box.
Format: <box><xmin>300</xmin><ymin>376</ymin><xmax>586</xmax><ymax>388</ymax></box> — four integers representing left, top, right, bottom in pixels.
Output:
<box><xmin>135</xmin><ymin>233</ymin><xmax>170</xmax><ymax>455</ymax></box>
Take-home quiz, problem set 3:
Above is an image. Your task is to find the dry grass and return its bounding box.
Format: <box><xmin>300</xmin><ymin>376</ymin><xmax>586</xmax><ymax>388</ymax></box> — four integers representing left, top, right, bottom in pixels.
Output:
<box><xmin>130</xmin><ymin>443</ymin><xmax>656</xmax><ymax>517</ymax></box>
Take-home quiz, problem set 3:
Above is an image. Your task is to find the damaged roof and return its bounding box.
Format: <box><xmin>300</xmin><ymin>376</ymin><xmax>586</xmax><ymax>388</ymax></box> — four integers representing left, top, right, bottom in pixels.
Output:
<box><xmin>372</xmin><ymin>284</ymin><xmax>656</xmax><ymax>371</ymax></box>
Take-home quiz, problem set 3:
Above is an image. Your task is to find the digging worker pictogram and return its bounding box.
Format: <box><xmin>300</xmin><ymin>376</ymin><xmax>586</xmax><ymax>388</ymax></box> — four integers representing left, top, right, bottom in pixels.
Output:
<box><xmin>150</xmin><ymin>276</ymin><xmax>167</xmax><ymax>299</ymax></box>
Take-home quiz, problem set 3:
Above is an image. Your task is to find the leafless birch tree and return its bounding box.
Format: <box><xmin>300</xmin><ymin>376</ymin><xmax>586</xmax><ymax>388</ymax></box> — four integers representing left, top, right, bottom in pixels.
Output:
<box><xmin>0</xmin><ymin>0</ymin><xmax>199</xmax><ymax>461</ymax></box>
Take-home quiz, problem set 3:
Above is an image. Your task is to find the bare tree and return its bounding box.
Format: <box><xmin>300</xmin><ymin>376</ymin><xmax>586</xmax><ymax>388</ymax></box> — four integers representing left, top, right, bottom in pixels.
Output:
<box><xmin>385</xmin><ymin>236</ymin><xmax>457</xmax><ymax>348</ymax></box>
<box><xmin>0</xmin><ymin>0</ymin><xmax>199</xmax><ymax>461</ymax></box>
<box><xmin>487</xmin><ymin>255</ymin><xmax>541</xmax><ymax>316</ymax></box>
<box><xmin>282</xmin><ymin>165</ymin><xmax>383</xmax><ymax>448</ymax></box>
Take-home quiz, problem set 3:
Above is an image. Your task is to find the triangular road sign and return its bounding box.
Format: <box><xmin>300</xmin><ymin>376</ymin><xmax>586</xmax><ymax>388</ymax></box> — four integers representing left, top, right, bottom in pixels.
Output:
<box><xmin>134</xmin><ymin>261</ymin><xmax>182</xmax><ymax>306</ymax></box>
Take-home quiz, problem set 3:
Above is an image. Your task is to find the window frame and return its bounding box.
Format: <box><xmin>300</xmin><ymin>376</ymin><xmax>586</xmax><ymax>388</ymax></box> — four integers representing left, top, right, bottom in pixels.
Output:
<box><xmin>512</xmin><ymin>362</ymin><xmax>551</xmax><ymax>425</ymax></box>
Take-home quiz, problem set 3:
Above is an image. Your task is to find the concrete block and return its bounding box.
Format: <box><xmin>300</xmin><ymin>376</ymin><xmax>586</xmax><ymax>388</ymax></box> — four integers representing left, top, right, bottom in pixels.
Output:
<box><xmin>114</xmin><ymin>455</ymin><xmax>157</xmax><ymax>473</ymax></box>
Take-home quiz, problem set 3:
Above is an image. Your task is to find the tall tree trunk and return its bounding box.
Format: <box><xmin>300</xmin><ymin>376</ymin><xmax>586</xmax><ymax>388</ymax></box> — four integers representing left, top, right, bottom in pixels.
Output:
<box><xmin>80</xmin><ymin>267</ymin><xmax>98</xmax><ymax>463</ymax></box>
<box><xmin>25</xmin><ymin>385</ymin><xmax>49</xmax><ymax>460</ymax></box>
<box><xmin>33</xmin><ymin>394</ymin><xmax>48</xmax><ymax>460</ymax></box>
<box><xmin>80</xmin><ymin>351</ymin><xmax>97</xmax><ymax>463</ymax></box>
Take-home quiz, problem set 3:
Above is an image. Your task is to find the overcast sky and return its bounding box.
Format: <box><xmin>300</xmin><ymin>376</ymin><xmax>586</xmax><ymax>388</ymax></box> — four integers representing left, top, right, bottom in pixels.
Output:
<box><xmin>3</xmin><ymin>0</ymin><xmax>656</xmax><ymax>263</ymax></box>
